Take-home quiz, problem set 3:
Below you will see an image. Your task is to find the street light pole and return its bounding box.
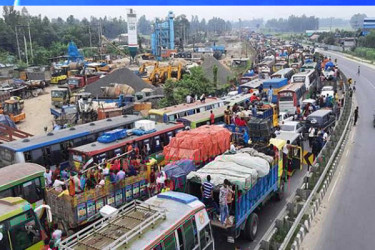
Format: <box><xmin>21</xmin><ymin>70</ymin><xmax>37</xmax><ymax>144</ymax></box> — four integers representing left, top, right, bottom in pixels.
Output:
<box><xmin>27</xmin><ymin>23</ymin><xmax>34</xmax><ymax>63</ymax></box>
<box><xmin>15</xmin><ymin>26</ymin><xmax>22</xmax><ymax>61</ymax></box>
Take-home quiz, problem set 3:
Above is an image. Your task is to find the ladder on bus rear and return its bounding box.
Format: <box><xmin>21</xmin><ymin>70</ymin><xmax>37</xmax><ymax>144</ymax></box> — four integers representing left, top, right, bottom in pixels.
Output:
<box><xmin>60</xmin><ymin>200</ymin><xmax>166</xmax><ymax>250</ymax></box>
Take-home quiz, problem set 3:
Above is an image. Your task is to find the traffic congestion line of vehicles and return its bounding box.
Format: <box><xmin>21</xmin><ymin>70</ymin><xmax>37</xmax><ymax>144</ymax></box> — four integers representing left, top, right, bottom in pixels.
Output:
<box><xmin>0</xmin><ymin>39</ymin><xmax>341</xmax><ymax>249</ymax></box>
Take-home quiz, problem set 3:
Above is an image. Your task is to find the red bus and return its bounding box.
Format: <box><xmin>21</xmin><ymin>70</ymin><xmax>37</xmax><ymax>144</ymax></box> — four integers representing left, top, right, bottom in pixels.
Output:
<box><xmin>278</xmin><ymin>82</ymin><xmax>306</xmax><ymax>114</ymax></box>
<box><xmin>69</xmin><ymin>122</ymin><xmax>184</xmax><ymax>168</ymax></box>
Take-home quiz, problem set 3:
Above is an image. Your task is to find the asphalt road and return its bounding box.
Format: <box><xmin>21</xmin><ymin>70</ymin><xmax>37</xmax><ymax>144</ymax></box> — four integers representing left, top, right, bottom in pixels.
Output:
<box><xmin>309</xmin><ymin>50</ymin><xmax>375</xmax><ymax>250</ymax></box>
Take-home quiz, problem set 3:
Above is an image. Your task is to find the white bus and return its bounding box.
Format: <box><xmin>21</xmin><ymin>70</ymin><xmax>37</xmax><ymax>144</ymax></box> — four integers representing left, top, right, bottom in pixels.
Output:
<box><xmin>271</xmin><ymin>68</ymin><xmax>296</xmax><ymax>81</ymax></box>
<box><xmin>290</xmin><ymin>69</ymin><xmax>317</xmax><ymax>90</ymax></box>
<box><xmin>60</xmin><ymin>191</ymin><xmax>215</xmax><ymax>250</ymax></box>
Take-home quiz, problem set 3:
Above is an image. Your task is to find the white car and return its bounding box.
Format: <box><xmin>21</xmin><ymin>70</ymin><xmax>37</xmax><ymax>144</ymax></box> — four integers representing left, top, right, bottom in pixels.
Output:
<box><xmin>320</xmin><ymin>86</ymin><xmax>334</xmax><ymax>98</ymax></box>
<box><xmin>280</xmin><ymin>121</ymin><xmax>304</xmax><ymax>134</ymax></box>
<box><xmin>278</xmin><ymin>112</ymin><xmax>294</xmax><ymax>123</ymax></box>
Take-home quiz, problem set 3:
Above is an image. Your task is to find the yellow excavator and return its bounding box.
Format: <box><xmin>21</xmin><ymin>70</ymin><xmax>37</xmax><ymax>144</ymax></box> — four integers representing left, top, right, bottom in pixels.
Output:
<box><xmin>0</xmin><ymin>99</ymin><xmax>26</xmax><ymax>123</ymax></box>
<box><xmin>143</xmin><ymin>63</ymin><xmax>183</xmax><ymax>85</ymax></box>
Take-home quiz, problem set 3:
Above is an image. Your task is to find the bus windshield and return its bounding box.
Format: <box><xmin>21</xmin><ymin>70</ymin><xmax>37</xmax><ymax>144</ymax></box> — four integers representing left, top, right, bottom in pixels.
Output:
<box><xmin>5</xmin><ymin>209</ymin><xmax>42</xmax><ymax>250</ymax></box>
<box><xmin>51</xmin><ymin>90</ymin><xmax>66</xmax><ymax>98</ymax></box>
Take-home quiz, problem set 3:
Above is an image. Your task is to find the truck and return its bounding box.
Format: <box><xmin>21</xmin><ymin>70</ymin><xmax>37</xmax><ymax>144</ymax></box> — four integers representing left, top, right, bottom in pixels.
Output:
<box><xmin>51</xmin><ymin>85</ymin><xmax>73</xmax><ymax>108</ymax></box>
<box><xmin>186</xmin><ymin>148</ymin><xmax>283</xmax><ymax>243</ymax></box>
<box><xmin>67</xmin><ymin>74</ymin><xmax>101</xmax><ymax>90</ymax></box>
<box><xmin>45</xmin><ymin>172</ymin><xmax>148</xmax><ymax>231</ymax></box>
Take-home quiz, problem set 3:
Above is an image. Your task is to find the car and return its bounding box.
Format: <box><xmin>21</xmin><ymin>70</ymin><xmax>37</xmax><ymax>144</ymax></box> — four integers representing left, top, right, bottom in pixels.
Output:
<box><xmin>278</xmin><ymin>112</ymin><xmax>294</xmax><ymax>123</ymax></box>
<box><xmin>280</xmin><ymin>121</ymin><xmax>304</xmax><ymax>134</ymax></box>
<box><xmin>319</xmin><ymin>86</ymin><xmax>334</xmax><ymax>98</ymax></box>
<box><xmin>305</xmin><ymin>109</ymin><xmax>336</xmax><ymax>132</ymax></box>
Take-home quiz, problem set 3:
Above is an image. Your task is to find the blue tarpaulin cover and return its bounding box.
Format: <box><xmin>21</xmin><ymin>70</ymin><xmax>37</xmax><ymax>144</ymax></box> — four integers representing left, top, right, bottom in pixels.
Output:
<box><xmin>163</xmin><ymin>159</ymin><xmax>196</xmax><ymax>179</ymax></box>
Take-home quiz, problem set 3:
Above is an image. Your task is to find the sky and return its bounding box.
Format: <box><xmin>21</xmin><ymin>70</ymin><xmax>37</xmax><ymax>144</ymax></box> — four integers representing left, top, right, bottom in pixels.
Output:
<box><xmin>15</xmin><ymin>6</ymin><xmax>375</xmax><ymax>21</ymax></box>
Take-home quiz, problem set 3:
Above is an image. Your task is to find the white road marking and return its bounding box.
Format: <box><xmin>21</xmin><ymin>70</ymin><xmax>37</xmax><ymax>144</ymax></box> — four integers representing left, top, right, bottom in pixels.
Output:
<box><xmin>328</xmin><ymin>169</ymin><xmax>342</xmax><ymax>202</ymax></box>
<box><xmin>345</xmin><ymin>150</ymin><xmax>349</xmax><ymax>158</ymax></box>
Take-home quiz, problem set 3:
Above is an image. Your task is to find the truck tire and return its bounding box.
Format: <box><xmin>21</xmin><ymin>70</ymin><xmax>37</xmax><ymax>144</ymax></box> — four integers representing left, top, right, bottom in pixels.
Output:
<box><xmin>244</xmin><ymin>213</ymin><xmax>258</xmax><ymax>241</ymax></box>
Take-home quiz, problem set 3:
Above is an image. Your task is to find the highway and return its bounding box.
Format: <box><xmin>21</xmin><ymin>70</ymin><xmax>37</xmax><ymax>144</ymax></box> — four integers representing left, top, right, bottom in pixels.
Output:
<box><xmin>304</xmin><ymin>50</ymin><xmax>375</xmax><ymax>250</ymax></box>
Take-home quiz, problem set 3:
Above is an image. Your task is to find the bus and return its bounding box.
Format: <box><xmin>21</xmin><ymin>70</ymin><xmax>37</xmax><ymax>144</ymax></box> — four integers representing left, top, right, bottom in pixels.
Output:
<box><xmin>239</xmin><ymin>79</ymin><xmax>264</xmax><ymax>94</ymax></box>
<box><xmin>272</xmin><ymin>60</ymin><xmax>288</xmax><ymax>72</ymax></box>
<box><xmin>177</xmin><ymin>106</ymin><xmax>226</xmax><ymax>129</ymax></box>
<box><xmin>278</xmin><ymin>82</ymin><xmax>307</xmax><ymax>114</ymax></box>
<box><xmin>301</xmin><ymin>62</ymin><xmax>318</xmax><ymax>71</ymax></box>
<box><xmin>0</xmin><ymin>114</ymin><xmax>141</xmax><ymax>168</ymax></box>
<box><xmin>69</xmin><ymin>122</ymin><xmax>185</xmax><ymax>168</ymax></box>
<box><xmin>0</xmin><ymin>163</ymin><xmax>45</xmax><ymax>218</ymax></box>
<box><xmin>222</xmin><ymin>93</ymin><xmax>252</xmax><ymax>106</ymax></box>
<box><xmin>0</xmin><ymin>197</ymin><xmax>48</xmax><ymax>250</ymax></box>
<box><xmin>59</xmin><ymin>192</ymin><xmax>214</xmax><ymax>250</ymax></box>
<box><xmin>271</xmin><ymin>68</ymin><xmax>296</xmax><ymax>81</ymax></box>
<box><xmin>290</xmin><ymin>69</ymin><xmax>317</xmax><ymax>91</ymax></box>
<box><xmin>148</xmin><ymin>98</ymin><xmax>224</xmax><ymax>123</ymax></box>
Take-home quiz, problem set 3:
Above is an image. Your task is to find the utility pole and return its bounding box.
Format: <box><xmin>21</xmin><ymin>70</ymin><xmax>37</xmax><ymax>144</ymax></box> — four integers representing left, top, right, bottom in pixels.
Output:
<box><xmin>23</xmin><ymin>35</ymin><xmax>29</xmax><ymax>65</ymax></box>
<box><xmin>15</xmin><ymin>26</ymin><xmax>21</xmax><ymax>61</ymax></box>
<box><xmin>27</xmin><ymin>23</ymin><xmax>34</xmax><ymax>63</ymax></box>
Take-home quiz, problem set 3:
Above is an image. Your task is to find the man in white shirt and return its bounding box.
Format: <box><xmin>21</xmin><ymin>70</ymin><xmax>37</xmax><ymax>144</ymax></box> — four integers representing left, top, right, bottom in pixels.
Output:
<box><xmin>323</xmin><ymin>130</ymin><xmax>328</xmax><ymax>144</ymax></box>
<box><xmin>308</xmin><ymin>127</ymin><xmax>315</xmax><ymax>148</ymax></box>
<box><xmin>283</xmin><ymin>140</ymin><xmax>290</xmax><ymax>171</ymax></box>
<box><xmin>186</xmin><ymin>95</ymin><xmax>192</xmax><ymax>104</ymax></box>
<box><xmin>44</xmin><ymin>169</ymin><xmax>53</xmax><ymax>187</ymax></box>
<box><xmin>53</xmin><ymin>178</ymin><xmax>65</xmax><ymax>192</ymax></box>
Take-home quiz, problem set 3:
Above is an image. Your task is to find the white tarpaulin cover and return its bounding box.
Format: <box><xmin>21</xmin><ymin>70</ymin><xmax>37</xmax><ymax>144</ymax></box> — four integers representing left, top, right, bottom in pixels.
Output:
<box><xmin>187</xmin><ymin>151</ymin><xmax>270</xmax><ymax>191</ymax></box>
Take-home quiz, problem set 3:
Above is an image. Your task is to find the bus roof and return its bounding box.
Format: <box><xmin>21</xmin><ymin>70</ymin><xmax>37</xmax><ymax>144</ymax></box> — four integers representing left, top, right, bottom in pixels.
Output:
<box><xmin>0</xmin><ymin>163</ymin><xmax>45</xmax><ymax>191</ymax></box>
<box><xmin>178</xmin><ymin>106</ymin><xmax>226</xmax><ymax>124</ymax></box>
<box><xmin>272</xmin><ymin>68</ymin><xmax>294</xmax><ymax>76</ymax></box>
<box><xmin>60</xmin><ymin>192</ymin><xmax>205</xmax><ymax>250</ymax></box>
<box><xmin>292</xmin><ymin>69</ymin><xmax>314</xmax><ymax>77</ymax></box>
<box><xmin>0</xmin><ymin>197</ymin><xmax>31</xmax><ymax>220</ymax></box>
<box><xmin>279</xmin><ymin>82</ymin><xmax>305</xmax><ymax>92</ymax></box>
<box><xmin>222</xmin><ymin>93</ymin><xmax>252</xmax><ymax>106</ymax></box>
<box><xmin>70</xmin><ymin>122</ymin><xmax>184</xmax><ymax>156</ymax></box>
<box><xmin>240</xmin><ymin>79</ymin><xmax>264</xmax><ymax>89</ymax></box>
<box><xmin>0</xmin><ymin>115</ymin><xmax>141</xmax><ymax>152</ymax></box>
<box><xmin>148</xmin><ymin>98</ymin><xmax>221</xmax><ymax>116</ymax></box>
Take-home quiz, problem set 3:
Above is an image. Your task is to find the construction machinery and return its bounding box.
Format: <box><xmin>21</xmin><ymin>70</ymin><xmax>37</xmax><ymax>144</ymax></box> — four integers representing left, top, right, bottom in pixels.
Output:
<box><xmin>51</xmin><ymin>65</ymin><xmax>70</xmax><ymax>84</ymax></box>
<box><xmin>0</xmin><ymin>99</ymin><xmax>26</xmax><ymax>123</ymax></box>
<box><xmin>67</xmin><ymin>74</ymin><xmax>101</xmax><ymax>90</ymax></box>
<box><xmin>51</xmin><ymin>85</ymin><xmax>73</xmax><ymax>108</ymax></box>
<box><xmin>144</xmin><ymin>63</ymin><xmax>183</xmax><ymax>85</ymax></box>
<box><xmin>137</xmin><ymin>61</ymin><xmax>159</xmax><ymax>77</ymax></box>
<box><xmin>141</xmin><ymin>53</ymin><xmax>155</xmax><ymax>60</ymax></box>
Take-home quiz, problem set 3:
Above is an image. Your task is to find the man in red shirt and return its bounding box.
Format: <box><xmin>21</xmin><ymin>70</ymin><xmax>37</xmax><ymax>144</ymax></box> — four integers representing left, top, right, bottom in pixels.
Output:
<box><xmin>250</xmin><ymin>93</ymin><xmax>259</xmax><ymax>103</ymax></box>
<box><xmin>210</xmin><ymin>110</ymin><xmax>215</xmax><ymax>124</ymax></box>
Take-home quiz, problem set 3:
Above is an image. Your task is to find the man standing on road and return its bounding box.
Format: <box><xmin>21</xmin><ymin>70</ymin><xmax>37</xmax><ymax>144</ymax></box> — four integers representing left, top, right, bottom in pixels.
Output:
<box><xmin>357</xmin><ymin>65</ymin><xmax>360</xmax><ymax>76</ymax></box>
<box><xmin>354</xmin><ymin>107</ymin><xmax>359</xmax><ymax>126</ymax></box>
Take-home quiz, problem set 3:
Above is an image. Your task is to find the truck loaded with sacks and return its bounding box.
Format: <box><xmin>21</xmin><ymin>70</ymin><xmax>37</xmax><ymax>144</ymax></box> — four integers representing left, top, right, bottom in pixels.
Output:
<box><xmin>186</xmin><ymin>146</ymin><xmax>283</xmax><ymax>243</ymax></box>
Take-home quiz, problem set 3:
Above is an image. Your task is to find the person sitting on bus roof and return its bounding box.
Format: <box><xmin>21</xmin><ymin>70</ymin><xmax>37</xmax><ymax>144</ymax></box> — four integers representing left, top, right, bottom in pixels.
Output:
<box><xmin>111</xmin><ymin>159</ymin><xmax>121</xmax><ymax>172</ymax></box>
<box><xmin>86</xmin><ymin>170</ymin><xmax>97</xmax><ymax>189</ymax></box>
<box><xmin>96</xmin><ymin>176</ymin><xmax>105</xmax><ymax>188</ymax></box>
<box><xmin>79</xmin><ymin>172</ymin><xmax>86</xmax><ymax>191</ymax></box>
<box><xmin>127</xmin><ymin>164</ymin><xmax>137</xmax><ymax>177</ymax></box>
<box><xmin>58</xmin><ymin>185</ymin><xmax>69</xmax><ymax>198</ymax></box>
<box><xmin>60</xmin><ymin>168</ymin><xmax>69</xmax><ymax>181</ymax></box>
<box><xmin>126</xmin><ymin>143</ymin><xmax>133</xmax><ymax>154</ymax></box>
<box><xmin>252</xmin><ymin>104</ymin><xmax>257</xmax><ymax>117</ymax></box>
<box><xmin>72</xmin><ymin>172</ymin><xmax>82</xmax><ymax>194</ymax></box>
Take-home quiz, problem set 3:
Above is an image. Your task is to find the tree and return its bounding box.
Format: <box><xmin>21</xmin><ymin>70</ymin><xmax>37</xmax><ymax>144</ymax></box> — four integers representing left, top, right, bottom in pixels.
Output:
<box><xmin>137</xmin><ymin>15</ymin><xmax>152</xmax><ymax>35</ymax></box>
<box><xmin>350</xmin><ymin>13</ymin><xmax>367</xmax><ymax>30</ymax></box>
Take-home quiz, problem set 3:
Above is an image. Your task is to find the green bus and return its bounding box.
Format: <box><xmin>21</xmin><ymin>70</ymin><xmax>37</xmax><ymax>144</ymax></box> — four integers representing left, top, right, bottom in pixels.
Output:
<box><xmin>177</xmin><ymin>106</ymin><xmax>226</xmax><ymax>129</ymax></box>
<box><xmin>0</xmin><ymin>163</ymin><xmax>45</xmax><ymax>218</ymax></box>
<box><xmin>0</xmin><ymin>197</ymin><xmax>48</xmax><ymax>250</ymax></box>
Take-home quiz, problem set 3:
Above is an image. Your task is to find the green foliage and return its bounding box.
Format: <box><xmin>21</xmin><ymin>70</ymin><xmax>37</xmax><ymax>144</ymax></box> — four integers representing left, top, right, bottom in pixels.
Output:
<box><xmin>350</xmin><ymin>13</ymin><xmax>367</xmax><ymax>30</ymax></box>
<box><xmin>358</xmin><ymin>30</ymin><xmax>375</xmax><ymax>48</ymax></box>
<box><xmin>348</xmin><ymin>47</ymin><xmax>375</xmax><ymax>61</ymax></box>
<box><xmin>265</xmin><ymin>15</ymin><xmax>319</xmax><ymax>32</ymax></box>
<box><xmin>159</xmin><ymin>66</ymin><xmax>215</xmax><ymax>108</ymax></box>
<box><xmin>213</xmin><ymin>65</ymin><xmax>218</xmax><ymax>86</ymax></box>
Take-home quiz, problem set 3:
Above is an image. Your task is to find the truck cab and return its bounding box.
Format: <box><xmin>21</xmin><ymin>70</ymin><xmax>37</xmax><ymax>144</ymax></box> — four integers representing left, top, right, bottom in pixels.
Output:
<box><xmin>51</xmin><ymin>85</ymin><xmax>72</xmax><ymax>108</ymax></box>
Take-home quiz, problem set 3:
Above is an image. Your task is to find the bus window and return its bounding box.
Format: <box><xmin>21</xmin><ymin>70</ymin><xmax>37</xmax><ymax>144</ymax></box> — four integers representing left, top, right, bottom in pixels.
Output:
<box><xmin>30</xmin><ymin>149</ymin><xmax>43</xmax><ymax>165</ymax></box>
<box><xmin>143</xmin><ymin>139</ymin><xmax>151</xmax><ymax>154</ymax></box>
<box><xmin>199</xmin><ymin>224</ymin><xmax>213</xmax><ymax>250</ymax></box>
<box><xmin>167</xmin><ymin>132</ymin><xmax>173</xmax><ymax>142</ymax></box>
<box><xmin>21</xmin><ymin>178</ymin><xmax>43</xmax><ymax>204</ymax></box>
<box><xmin>163</xmin><ymin>232</ymin><xmax>177</xmax><ymax>250</ymax></box>
<box><xmin>114</xmin><ymin>148</ymin><xmax>122</xmax><ymax>157</ymax></box>
<box><xmin>0</xmin><ymin>189</ymin><xmax>12</xmax><ymax>199</ymax></box>
<box><xmin>182</xmin><ymin>219</ymin><xmax>199</xmax><ymax>250</ymax></box>
<box><xmin>168</xmin><ymin>115</ymin><xmax>176</xmax><ymax>122</ymax></box>
<box><xmin>24</xmin><ymin>151</ymin><xmax>32</xmax><ymax>162</ymax></box>
<box><xmin>154</xmin><ymin>136</ymin><xmax>161</xmax><ymax>151</ymax></box>
<box><xmin>199</xmin><ymin>107</ymin><xmax>205</xmax><ymax>113</ymax></box>
<box><xmin>9</xmin><ymin>210</ymin><xmax>42</xmax><ymax>250</ymax></box>
<box><xmin>152</xmin><ymin>244</ymin><xmax>163</xmax><ymax>250</ymax></box>
<box><xmin>0</xmin><ymin>223</ymin><xmax>10</xmax><ymax>250</ymax></box>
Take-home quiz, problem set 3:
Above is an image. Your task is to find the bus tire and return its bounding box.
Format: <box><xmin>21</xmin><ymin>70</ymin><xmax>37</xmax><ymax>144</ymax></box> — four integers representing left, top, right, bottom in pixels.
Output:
<box><xmin>244</xmin><ymin>213</ymin><xmax>258</xmax><ymax>241</ymax></box>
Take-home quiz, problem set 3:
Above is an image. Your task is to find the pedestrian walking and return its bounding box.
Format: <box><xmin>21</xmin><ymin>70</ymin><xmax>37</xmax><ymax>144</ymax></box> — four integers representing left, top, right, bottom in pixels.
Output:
<box><xmin>308</xmin><ymin>127</ymin><xmax>315</xmax><ymax>148</ymax></box>
<box><xmin>267</xmin><ymin>86</ymin><xmax>273</xmax><ymax>103</ymax></box>
<box><xmin>354</xmin><ymin>106</ymin><xmax>359</xmax><ymax>126</ymax></box>
<box><xmin>357</xmin><ymin>65</ymin><xmax>360</xmax><ymax>76</ymax></box>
